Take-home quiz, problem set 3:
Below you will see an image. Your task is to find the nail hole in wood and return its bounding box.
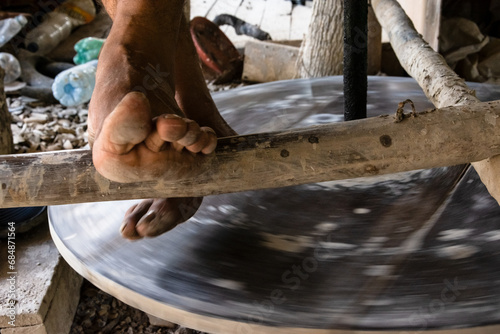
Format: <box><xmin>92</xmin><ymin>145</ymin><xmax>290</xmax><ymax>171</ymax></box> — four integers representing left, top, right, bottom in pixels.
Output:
<box><xmin>380</xmin><ymin>135</ymin><xmax>392</xmax><ymax>147</ymax></box>
<box><xmin>308</xmin><ymin>136</ymin><xmax>319</xmax><ymax>144</ymax></box>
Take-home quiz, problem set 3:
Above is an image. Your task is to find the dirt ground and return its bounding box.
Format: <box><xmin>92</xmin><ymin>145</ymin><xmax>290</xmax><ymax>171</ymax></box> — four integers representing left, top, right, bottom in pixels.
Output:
<box><xmin>70</xmin><ymin>279</ymin><xmax>208</xmax><ymax>334</ymax></box>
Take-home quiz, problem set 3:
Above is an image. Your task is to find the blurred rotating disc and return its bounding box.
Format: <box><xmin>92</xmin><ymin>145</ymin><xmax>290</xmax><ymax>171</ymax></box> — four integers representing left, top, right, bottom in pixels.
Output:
<box><xmin>49</xmin><ymin>77</ymin><xmax>500</xmax><ymax>333</ymax></box>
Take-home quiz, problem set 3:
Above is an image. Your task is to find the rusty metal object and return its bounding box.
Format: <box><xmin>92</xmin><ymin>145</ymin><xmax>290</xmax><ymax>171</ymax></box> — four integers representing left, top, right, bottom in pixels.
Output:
<box><xmin>190</xmin><ymin>16</ymin><xmax>243</xmax><ymax>84</ymax></box>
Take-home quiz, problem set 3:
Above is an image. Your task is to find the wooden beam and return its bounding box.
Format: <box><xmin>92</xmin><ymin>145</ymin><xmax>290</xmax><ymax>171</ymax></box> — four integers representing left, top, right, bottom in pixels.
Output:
<box><xmin>372</xmin><ymin>0</ymin><xmax>478</xmax><ymax>109</ymax></box>
<box><xmin>2</xmin><ymin>100</ymin><xmax>500</xmax><ymax>208</ymax></box>
<box><xmin>371</xmin><ymin>0</ymin><xmax>500</xmax><ymax>205</ymax></box>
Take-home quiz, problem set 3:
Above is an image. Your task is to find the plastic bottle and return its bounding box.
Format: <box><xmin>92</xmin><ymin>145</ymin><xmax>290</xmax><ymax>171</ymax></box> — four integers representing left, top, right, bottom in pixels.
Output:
<box><xmin>0</xmin><ymin>15</ymin><xmax>28</xmax><ymax>48</ymax></box>
<box><xmin>52</xmin><ymin>59</ymin><xmax>97</xmax><ymax>106</ymax></box>
<box><xmin>0</xmin><ymin>53</ymin><xmax>22</xmax><ymax>83</ymax></box>
<box><xmin>24</xmin><ymin>0</ymin><xmax>96</xmax><ymax>55</ymax></box>
<box><xmin>73</xmin><ymin>37</ymin><xmax>105</xmax><ymax>65</ymax></box>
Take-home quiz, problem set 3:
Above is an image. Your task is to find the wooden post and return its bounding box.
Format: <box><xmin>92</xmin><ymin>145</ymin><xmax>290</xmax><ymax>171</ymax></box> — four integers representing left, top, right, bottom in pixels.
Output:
<box><xmin>371</xmin><ymin>0</ymin><xmax>500</xmax><ymax>205</ymax></box>
<box><xmin>295</xmin><ymin>0</ymin><xmax>344</xmax><ymax>77</ymax></box>
<box><xmin>367</xmin><ymin>4</ymin><xmax>382</xmax><ymax>75</ymax></box>
<box><xmin>0</xmin><ymin>68</ymin><xmax>14</xmax><ymax>155</ymax></box>
<box><xmin>422</xmin><ymin>0</ymin><xmax>442</xmax><ymax>51</ymax></box>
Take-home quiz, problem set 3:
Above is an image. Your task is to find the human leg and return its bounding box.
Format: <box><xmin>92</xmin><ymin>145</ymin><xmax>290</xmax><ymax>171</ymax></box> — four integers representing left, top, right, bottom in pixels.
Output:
<box><xmin>89</xmin><ymin>0</ymin><xmax>235</xmax><ymax>239</ymax></box>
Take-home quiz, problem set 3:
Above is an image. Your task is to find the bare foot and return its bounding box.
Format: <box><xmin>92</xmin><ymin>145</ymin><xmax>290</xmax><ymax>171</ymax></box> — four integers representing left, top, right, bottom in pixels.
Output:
<box><xmin>89</xmin><ymin>2</ymin><xmax>235</xmax><ymax>239</ymax></box>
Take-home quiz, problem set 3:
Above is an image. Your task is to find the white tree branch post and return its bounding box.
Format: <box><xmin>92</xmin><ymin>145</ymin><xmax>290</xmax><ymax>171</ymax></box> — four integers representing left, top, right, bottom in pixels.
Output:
<box><xmin>371</xmin><ymin>0</ymin><xmax>500</xmax><ymax>205</ymax></box>
<box><xmin>296</xmin><ymin>0</ymin><xmax>344</xmax><ymax>78</ymax></box>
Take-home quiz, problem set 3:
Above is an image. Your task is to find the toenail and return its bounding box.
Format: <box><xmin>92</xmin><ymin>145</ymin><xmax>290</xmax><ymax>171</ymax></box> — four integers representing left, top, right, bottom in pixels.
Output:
<box><xmin>163</xmin><ymin>114</ymin><xmax>181</xmax><ymax>119</ymax></box>
<box><xmin>129</xmin><ymin>91</ymin><xmax>147</xmax><ymax>100</ymax></box>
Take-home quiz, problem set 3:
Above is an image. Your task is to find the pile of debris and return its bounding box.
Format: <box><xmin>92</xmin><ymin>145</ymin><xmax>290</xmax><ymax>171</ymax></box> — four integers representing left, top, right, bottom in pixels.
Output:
<box><xmin>8</xmin><ymin>96</ymin><xmax>88</xmax><ymax>153</ymax></box>
<box><xmin>70</xmin><ymin>281</ymin><xmax>203</xmax><ymax>334</ymax></box>
<box><xmin>440</xmin><ymin>0</ymin><xmax>500</xmax><ymax>83</ymax></box>
<box><xmin>0</xmin><ymin>0</ymin><xmax>108</xmax><ymax>154</ymax></box>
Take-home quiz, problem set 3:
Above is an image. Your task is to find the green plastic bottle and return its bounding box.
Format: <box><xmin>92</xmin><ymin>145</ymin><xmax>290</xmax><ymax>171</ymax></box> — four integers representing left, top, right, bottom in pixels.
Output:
<box><xmin>73</xmin><ymin>37</ymin><xmax>105</xmax><ymax>65</ymax></box>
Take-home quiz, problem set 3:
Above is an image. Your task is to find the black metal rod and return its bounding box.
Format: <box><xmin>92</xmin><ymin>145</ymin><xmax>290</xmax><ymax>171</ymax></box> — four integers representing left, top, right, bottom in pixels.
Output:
<box><xmin>344</xmin><ymin>0</ymin><xmax>368</xmax><ymax>121</ymax></box>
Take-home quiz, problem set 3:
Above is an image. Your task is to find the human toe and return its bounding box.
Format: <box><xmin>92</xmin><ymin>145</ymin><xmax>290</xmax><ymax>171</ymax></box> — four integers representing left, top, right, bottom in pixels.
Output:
<box><xmin>120</xmin><ymin>199</ymin><xmax>154</xmax><ymax>240</ymax></box>
<box><xmin>150</xmin><ymin>116</ymin><xmax>217</xmax><ymax>154</ymax></box>
<box><xmin>187</xmin><ymin>127</ymin><xmax>217</xmax><ymax>154</ymax></box>
<box><xmin>133</xmin><ymin>198</ymin><xmax>201</xmax><ymax>238</ymax></box>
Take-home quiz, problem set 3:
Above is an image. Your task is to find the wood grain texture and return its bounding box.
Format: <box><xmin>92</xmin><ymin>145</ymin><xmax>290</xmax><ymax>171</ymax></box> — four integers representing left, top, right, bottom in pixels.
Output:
<box><xmin>367</xmin><ymin>6</ymin><xmax>382</xmax><ymax>75</ymax></box>
<box><xmin>296</xmin><ymin>0</ymin><xmax>343</xmax><ymax>78</ymax></box>
<box><xmin>3</xmin><ymin>100</ymin><xmax>500</xmax><ymax>208</ymax></box>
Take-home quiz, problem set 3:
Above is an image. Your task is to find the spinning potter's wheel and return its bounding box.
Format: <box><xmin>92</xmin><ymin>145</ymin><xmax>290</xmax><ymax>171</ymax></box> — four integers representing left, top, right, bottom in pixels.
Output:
<box><xmin>50</xmin><ymin>77</ymin><xmax>500</xmax><ymax>333</ymax></box>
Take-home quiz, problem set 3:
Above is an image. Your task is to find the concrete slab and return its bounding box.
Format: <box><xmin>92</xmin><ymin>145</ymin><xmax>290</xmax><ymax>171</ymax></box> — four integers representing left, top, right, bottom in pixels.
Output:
<box><xmin>0</xmin><ymin>215</ymin><xmax>82</xmax><ymax>334</ymax></box>
<box><xmin>242</xmin><ymin>40</ymin><xmax>299</xmax><ymax>82</ymax></box>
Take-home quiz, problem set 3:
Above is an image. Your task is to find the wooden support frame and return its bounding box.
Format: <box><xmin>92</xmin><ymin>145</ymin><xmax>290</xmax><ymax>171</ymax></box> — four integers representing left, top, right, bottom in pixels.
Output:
<box><xmin>2</xmin><ymin>0</ymin><xmax>500</xmax><ymax>209</ymax></box>
<box><xmin>2</xmin><ymin>100</ymin><xmax>500</xmax><ymax>208</ymax></box>
<box><xmin>372</xmin><ymin>0</ymin><xmax>500</xmax><ymax>204</ymax></box>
